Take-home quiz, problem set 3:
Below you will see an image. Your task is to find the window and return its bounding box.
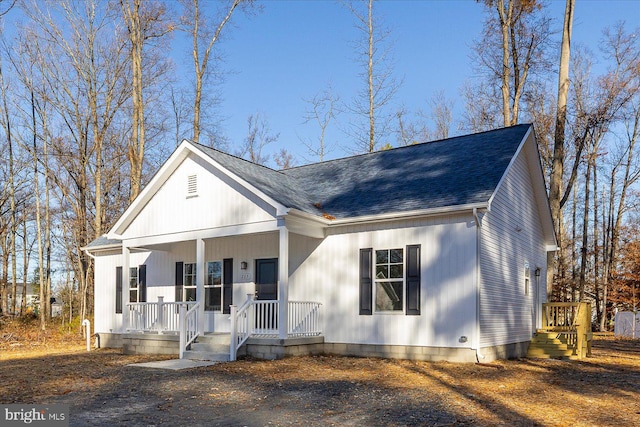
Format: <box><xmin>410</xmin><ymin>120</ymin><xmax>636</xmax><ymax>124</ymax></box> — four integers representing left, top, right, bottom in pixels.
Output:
<box><xmin>375</xmin><ymin>249</ymin><xmax>404</xmax><ymax>312</ymax></box>
<box><xmin>360</xmin><ymin>246</ymin><xmax>420</xmax><ymax>316</ymax></box>
<box><xmin>187</xmin><ymin>174</ymin><xmax>198</xmax><ymax>198</ymax></box>
<box><xmin>184</xmin><ymin>263</ymin><xmax>197</xmax><ymax>301</ymax></box>
<box><xmin>524</xmin><ymin>262</ymin><xmax>530</xmax><ymax>296</ymax></box>
<box><xmin>129</xmin><ymin>267</ymin><xmax>139</xmax><ymax>303</ymax></box>
<box><xmin>115</xmin><ymin>266</ymin><xmax>123</xmax><ymax>313</ymax></box>
<box><xmin>205</xmin><ymin>261</ymin><xmax>223</xmax><ymax>311</ymax></box>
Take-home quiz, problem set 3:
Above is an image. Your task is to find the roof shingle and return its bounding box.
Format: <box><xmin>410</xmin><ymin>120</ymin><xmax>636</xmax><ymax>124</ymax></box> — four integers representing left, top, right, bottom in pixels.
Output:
<box><xmin>192</xmin><ymin>124</ymin><xmax>531</xmax><ymax>219</ymax></box>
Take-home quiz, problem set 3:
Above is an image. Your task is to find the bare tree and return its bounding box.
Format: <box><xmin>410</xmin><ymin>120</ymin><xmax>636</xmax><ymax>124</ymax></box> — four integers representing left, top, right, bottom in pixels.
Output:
<box><xmin>468</xmin><ymin>0</ymin><xmax>552</xmax><ymax>128</ymax></box>
<box><xmin>429</xmin><ymin>90</ymin><xmax>454</xmax><ymax>140</ymax></box>
<box><xmin>274</xmin><ymin>148</ymin><xmax>296</xmax><ymax>170</ymax></box>
<box><xmin>237</xmin><ymin>113</ymin><xmax>279</xmax><ymax>165</ymax></box>
<box><xmin>302</xmin><ymin>85</ymin><xmax>340</xmax><ymax>161</ymax></box>
<box><xmin>548</xmin><ymin>0</ymin><xmax>575</xmax><ymax>236</ymax></box>
<box><xmin>395</xmin><ymin>106</ymin><xmax>428</xmax><ymax>146</ymax></box>
<box><xmin>120</xmin><ymin>0</ymin><xmax>173</xmax><ymax>201</ymax></box>
<box><xmin>344</xmin><ymin>0</ymin><xmax>401</xmax><ymax>152</ymax></box>
<box><xmin>181</xmin><ymin>0</ymin><xmax>252</xmax><ymax>145</ymax></box>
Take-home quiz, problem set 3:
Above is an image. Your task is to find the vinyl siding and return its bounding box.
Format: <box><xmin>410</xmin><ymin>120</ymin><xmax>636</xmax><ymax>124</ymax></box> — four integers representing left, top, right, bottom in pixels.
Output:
<box><xmin>122</xmin><ymin>153</ymin><xmax>275</xmax><ymax>239</ymax></box>
<box><xmin>479</xmin><ymin>144</ymin><xmax>548</xmax><ymax>347</ymax></box>
<box><xmin>289</xmin><ymin>214</ymin><xmax>477</xmax><ymax>348</ymax></box>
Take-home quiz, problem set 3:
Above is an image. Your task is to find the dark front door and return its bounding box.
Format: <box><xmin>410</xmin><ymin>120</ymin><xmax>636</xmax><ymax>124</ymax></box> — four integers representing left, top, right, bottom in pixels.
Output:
<box><xmin>255</xmin><ymin>258</ymin><xmax>278</xmax><ymax>331</ymax></box>
<box><xmin>255</xmin><ymin>258</ymin><xmax>278</xmax><ymax>300</ymax></box>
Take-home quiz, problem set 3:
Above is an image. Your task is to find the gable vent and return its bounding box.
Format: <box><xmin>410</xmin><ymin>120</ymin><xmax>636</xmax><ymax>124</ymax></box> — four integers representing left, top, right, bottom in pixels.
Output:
<box><xmin>187</xmin><ymin>174</ymin><xmax>198</xmax><ymax>197</ymax></box>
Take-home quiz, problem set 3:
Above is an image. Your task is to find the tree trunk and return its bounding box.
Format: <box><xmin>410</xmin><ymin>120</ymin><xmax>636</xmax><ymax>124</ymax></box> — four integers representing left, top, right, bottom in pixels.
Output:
<box><xmin>367</xmin><ymin>0</ymin><xmax>375</xmax><ymax>152</ymax></box>
<box><xmin>549</xmin><ymin>0</ymin><xmax>575</xmax><ymax>236</ymax></box>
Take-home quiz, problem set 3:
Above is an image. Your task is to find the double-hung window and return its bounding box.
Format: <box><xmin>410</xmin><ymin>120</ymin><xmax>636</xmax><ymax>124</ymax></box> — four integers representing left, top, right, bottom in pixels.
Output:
<box><xmin>360</xmin><ymin>245</ymin><xmax>421</xmax><ymax>316</ymax></box>
<box><xmin>183</xmin><ymin>263</ymin><xmax>197</xmax><ymax>301</ymax></box>
<box><xmin>205</xmin><ymin>261</ymin><xmax>223</xmax><ymax>311</ymax></box>
<box><xmin>375</xmin><ymin>249</ymin><xmax>404</xmax><ymax>312</ymax></box>
<box><xmin>129</xmin><ymin>267</ymin><xmax>139</xmax><ymax>303</ymax></box>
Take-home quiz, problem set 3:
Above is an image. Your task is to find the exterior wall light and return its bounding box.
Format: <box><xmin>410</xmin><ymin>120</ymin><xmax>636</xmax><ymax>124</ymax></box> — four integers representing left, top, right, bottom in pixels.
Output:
<box><xmin>241</xmin><ymin>261</ymin><xmax>248</xmax><ymax>270</ymax></box>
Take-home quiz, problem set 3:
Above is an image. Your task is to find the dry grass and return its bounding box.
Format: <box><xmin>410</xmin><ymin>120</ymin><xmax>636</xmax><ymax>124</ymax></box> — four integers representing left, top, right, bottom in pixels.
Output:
<box><xmin>1</xmin><ymin>318</ymin><xmax>639</xmax><ymax>426</ymax></box>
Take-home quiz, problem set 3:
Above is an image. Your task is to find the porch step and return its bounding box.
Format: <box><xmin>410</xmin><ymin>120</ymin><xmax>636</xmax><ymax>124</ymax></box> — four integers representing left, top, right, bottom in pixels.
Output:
<box><xmin>182</xmin><ymin>349</ymin><xmax>230</xmax><ymax>362</ymax></box>
<box><xmin>182</xmin><ymin>333</ymin><xmax>231</xmax><ymax>362</ymax></box>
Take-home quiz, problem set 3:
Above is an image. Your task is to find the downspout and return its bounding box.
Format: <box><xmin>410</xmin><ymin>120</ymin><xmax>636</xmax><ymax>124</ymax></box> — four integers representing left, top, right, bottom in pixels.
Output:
<box><xmin>473</xmin><ymin>208</ymin><xmax>485</xmax><ymax>361</ymax></box>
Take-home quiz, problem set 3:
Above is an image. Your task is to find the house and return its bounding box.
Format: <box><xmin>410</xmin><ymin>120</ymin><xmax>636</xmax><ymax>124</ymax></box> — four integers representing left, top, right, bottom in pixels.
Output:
<box><xmin>84</xmin><ymin>124</ymin><xmax>556</xmax><ymax>363</ymax></box>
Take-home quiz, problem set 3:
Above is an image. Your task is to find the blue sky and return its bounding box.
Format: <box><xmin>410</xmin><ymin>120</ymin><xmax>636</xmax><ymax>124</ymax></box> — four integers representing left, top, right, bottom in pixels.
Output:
<box><xmin>194</xmin><ymin>0</ymin><xmax>639</xmax><ymax>167</ymax></box>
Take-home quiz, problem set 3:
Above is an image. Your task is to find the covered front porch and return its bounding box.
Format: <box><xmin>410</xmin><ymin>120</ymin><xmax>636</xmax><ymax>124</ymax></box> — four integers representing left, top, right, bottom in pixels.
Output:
<box><xmin>123</xmin><ymin>296</ymin><xmax>322</xmax><ymax>361</ymax></box>
<box><xmin>117</xmin><ymin>221</ymin><xmax>324</xmax><ymax>361</ymax></box>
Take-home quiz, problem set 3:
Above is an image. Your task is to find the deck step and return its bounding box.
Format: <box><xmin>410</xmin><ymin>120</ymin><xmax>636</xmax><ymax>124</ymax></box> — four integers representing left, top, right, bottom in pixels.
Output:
<box><xmin>196</xmin><ymin>333</ymin><xmax>231</xmax><ymax>345</ymax></box>
<box><xmin>527</xmin><ymin>331</ymin><xmax>581</xmax><ymax>359</ymax></box>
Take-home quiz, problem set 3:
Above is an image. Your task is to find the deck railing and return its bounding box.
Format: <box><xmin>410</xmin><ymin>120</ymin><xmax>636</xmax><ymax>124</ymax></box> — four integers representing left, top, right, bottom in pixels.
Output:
<box><xmin>541</xmin><ymin>302</ymin><xmax>592</xmax><ymax>359</ymax></box>
<box><xmin>127</xmin><ymin>297</ymin><xmax>197</xmax><ymax>333</ymax></box>
<box><xmin>230</xmin><ymin>297</ymin><xmax>322</xmax><ymax>361</ymax></box>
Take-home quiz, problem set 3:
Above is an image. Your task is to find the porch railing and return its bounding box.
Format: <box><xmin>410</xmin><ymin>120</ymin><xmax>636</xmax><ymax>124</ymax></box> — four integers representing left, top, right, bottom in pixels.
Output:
<box><xmin>126</xmin><ymin>297</ymin><xmax>197</xmax><ymax>333</ymax></box>
<box><xmin>230</xmin><ymin>297</ymin><xmax>322</xmax><ymax>361</ymax></box>
<box><xmin>541</xmin><ymin>302</ymin><xmax>592</xmax><ymax>359</ymax></box>
<box><xmin>179</xmin><ymin>302</ymin><xmax>200</xmax><ymax>359</ymax></box>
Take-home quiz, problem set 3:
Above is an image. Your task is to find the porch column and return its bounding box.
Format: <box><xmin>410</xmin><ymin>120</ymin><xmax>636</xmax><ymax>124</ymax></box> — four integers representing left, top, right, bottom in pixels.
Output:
<box><xmin>196</xmin><ymin>238</ymin><xmax>205</xmax><ymax>335</ymax></box>
<box><xmin>122</xmin><ymin>245</ymin><xmax>130</xmax><ymax>331</ymax></box>
<box><xmin>278</xmin><ymin>225</ymin><xmax>289</xmax><ymax>339</ymax></box>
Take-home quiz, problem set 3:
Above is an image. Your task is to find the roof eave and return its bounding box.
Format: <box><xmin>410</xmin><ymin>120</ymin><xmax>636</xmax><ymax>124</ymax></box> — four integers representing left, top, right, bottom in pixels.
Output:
<box><xmin>288</xmin><ymin>202</ymin><xmax>489</xmax><ymax>227</ymax></box>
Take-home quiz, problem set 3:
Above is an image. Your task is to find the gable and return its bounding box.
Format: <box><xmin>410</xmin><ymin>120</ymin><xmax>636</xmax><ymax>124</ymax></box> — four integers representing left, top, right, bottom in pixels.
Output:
<box><xmin>488</xmin><ymin>127</ymin><xmax>556</xmax><ymax>247</ymax></box>
<box><xmin>118</xmin><ymin>153</ymin><xmax>277</xmax><ymax>240</ymax></box>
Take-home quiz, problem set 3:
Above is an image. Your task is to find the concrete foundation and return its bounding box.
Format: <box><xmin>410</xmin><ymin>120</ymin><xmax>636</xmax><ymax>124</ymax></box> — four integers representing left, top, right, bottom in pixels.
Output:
<box><xmin>95</xmin><ymin>332</ymin><xmax>530</xmax><ymax>363</ymax></box>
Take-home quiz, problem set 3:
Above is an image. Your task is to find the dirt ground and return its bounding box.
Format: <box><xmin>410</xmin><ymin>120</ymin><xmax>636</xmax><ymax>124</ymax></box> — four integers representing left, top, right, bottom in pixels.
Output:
<box><xmin>1</xmin><ymin>320</ymin><xmax>640</xmax><ymax>426</ymax></box>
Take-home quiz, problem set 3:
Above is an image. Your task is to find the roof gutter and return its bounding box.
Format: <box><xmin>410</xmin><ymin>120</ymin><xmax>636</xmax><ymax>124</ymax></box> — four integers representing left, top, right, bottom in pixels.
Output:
<box><xmin>288</xmin><ymin>202</ymin><xmax>490</xmax><ymax>228</ymax></box>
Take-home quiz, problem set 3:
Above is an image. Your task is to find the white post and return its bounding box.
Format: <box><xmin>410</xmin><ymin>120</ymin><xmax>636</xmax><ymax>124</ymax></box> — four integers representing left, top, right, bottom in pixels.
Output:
<box><xmin>179</xmin><ymin>303</ymin><xmax>187</xmax><ymax>359</ymax></box>
<box><xmin>278</xmin><ymin>225</ymin><xmax>289</xmax><ymax>340</ymax></box>
<box><xmin>157</xmin><ymin>296</ymin><xmax>164</xmax><ymax>333</ymax></box>
<box><xmin>230</xmin><ymin>304</ymin><xmax>237</xmax><ymax>361</ymax></box>
<box><xmin>196</xmin><ymin>238</ymin><xmax>205</xmax><ymax>336</ymax></box>
<box><xmin>82</xmin><ymin>319</ymin><xmax>91</xmax><ymax>351</ymax></box>
<box><xmin>122</xmin><ymin>246</ymin><xmax>130</xmax><ymax>331</ymax></box>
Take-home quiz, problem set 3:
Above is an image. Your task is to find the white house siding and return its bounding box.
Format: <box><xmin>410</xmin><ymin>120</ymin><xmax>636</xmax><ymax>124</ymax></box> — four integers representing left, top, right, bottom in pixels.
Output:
<box><xmin>121</xmin><ymin>153</ymin><xmax>276</xmax><ymax>239</ymax></box>
<box><xmin>479</xmin><ymin>145</ymin><xmax>548</xmax><ymax>348</ymax></box>
<box><xmin>94</xmin><ymin>249</ymin><xmax>152</xmax><ymax>334</ymax></box>
<box><xmin>94</xmin><ymin>233</ymin><xmax>280</xmax><ymax>334</ymax></box>
<box><xmin>289</xmin><ymin>214</ymin><xmax>477</xmax><ymax>349</ymax></box>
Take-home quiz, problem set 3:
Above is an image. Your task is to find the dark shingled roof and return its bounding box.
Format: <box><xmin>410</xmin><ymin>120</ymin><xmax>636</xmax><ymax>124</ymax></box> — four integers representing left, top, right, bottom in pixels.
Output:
<box><xmin>85</xmin><ymin>235</ymin><xmax>122</xmax><ymax>248</ymax></box>
<box><xmin>191</xmin><ymin>124</ymin><xmax>531</xmax><ymax>220</ymax></box>
<box><xmin>194</xmin><ymin>124</ymin><xmax>531</xmax><ymax>219</ymax></box>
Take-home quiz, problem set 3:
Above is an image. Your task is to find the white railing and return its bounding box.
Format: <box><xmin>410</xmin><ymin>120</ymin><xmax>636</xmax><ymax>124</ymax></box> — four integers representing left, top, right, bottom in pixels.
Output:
<box><xmin>229</xmin><ymin>294</ymin><xmax>255</xmax><ymax>361</ymax></box>
<box><xmin>230</xmin><ymin>297</ymin><xmax>322</xmax><ymax>361</ymax></box>
<box><xmin>127</xmin><ymin>297</ymin><xmax>197</xmax><ymax>333</ymax></box>
<box><xmin>289</xmin><ymin>301</ymin><xmax>322</xmax><ymax>337</ymax></box>
<box><xmin>179</xmin><ymin>302</ymin><xmax>200</xmax><ymax>359</ymax></box>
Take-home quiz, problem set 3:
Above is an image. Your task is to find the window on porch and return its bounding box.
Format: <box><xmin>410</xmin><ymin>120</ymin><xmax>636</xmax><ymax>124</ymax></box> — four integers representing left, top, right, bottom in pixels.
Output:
<box><xmin>205</xmin><ymin>261</ymin><xmax>222</xmax><ymax>311</ymax></box>
<box><xmin>183</xmin><ymin>263</ymin><xmax>197</xmax><ymax>301</ymax></box>
<box><xmin>129</xmin><ymin>267</ymin><xmax>139</xmax><ymax>303</ymax></box>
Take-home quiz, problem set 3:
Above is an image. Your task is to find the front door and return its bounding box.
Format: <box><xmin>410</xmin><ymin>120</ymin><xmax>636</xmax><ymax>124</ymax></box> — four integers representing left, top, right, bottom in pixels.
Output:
<box><xmin>255</xmin><ymin>258</ymin><xmax>278</xmax><ymax>300</ymax></box>
<box><xmin>255</xmin><ymin>258</ymin><xmax>278</xmax><ymax>331</ymax></box>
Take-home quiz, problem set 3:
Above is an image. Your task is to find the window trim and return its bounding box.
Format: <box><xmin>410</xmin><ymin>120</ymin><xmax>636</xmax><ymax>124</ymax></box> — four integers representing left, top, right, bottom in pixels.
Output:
<box><xmin>374</xmin><ymin>248</ymin><xmax>405</xmax><ymax>313</ymax></box>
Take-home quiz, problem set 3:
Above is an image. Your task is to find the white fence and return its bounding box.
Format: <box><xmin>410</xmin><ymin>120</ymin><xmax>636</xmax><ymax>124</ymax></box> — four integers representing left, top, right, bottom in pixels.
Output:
<box><xmin>614</xmin><ymin>311</ymin><xmax>640</xmax><ymax>338</ymax></box>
